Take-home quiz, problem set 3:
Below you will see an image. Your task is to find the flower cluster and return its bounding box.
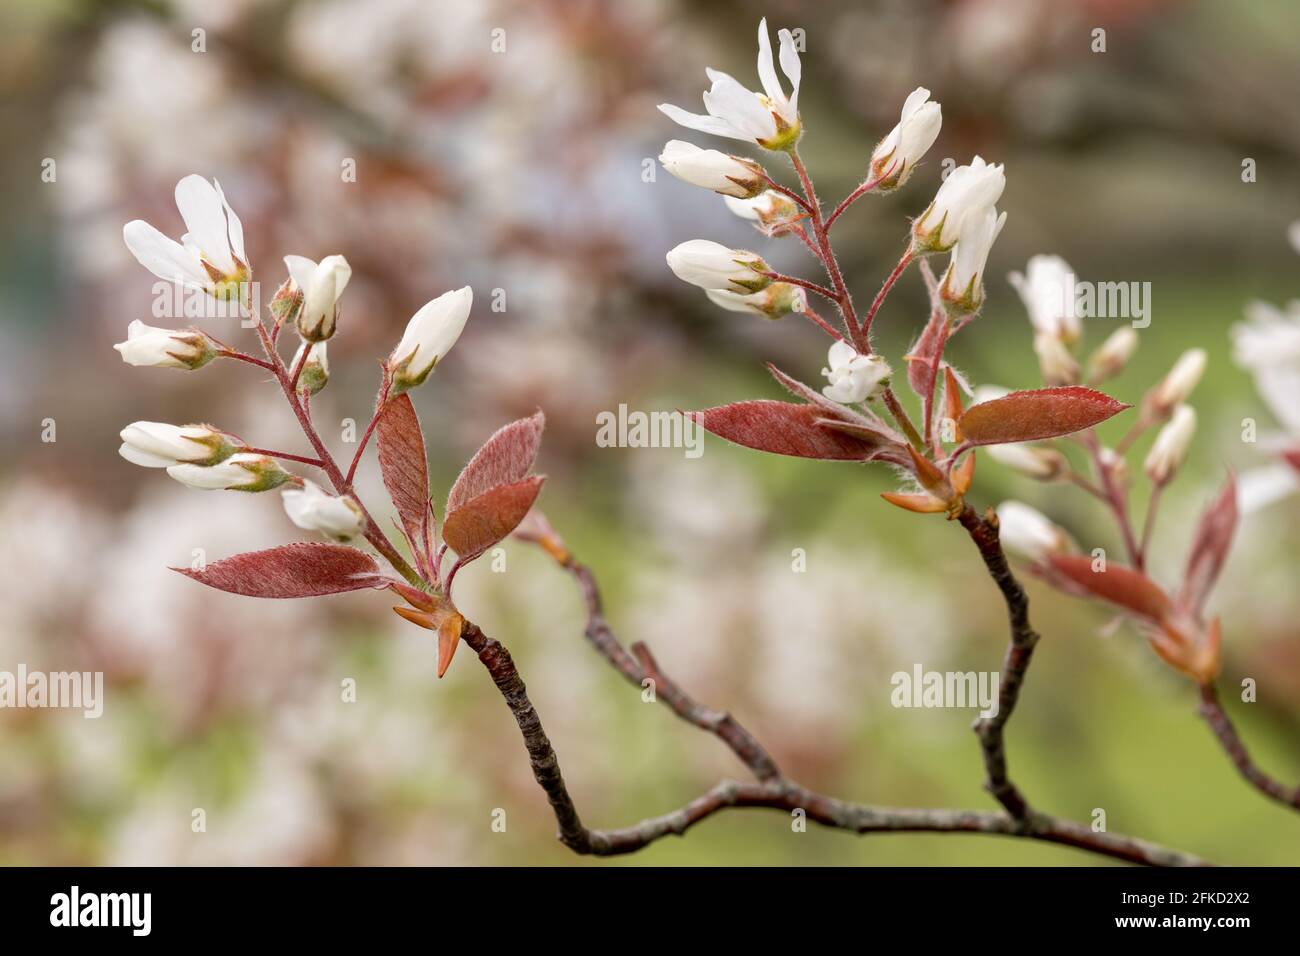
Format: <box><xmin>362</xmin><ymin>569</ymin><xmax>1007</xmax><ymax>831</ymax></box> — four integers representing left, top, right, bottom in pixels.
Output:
<box><xmin>658</xmin><ymin>19</ymin><xmax>1234</xmax><ymax>688</ymax></box>
<box><xmin>115</xmin><ymin>175</ymin><xmax>473</xmax><ymax>540</ymax></box>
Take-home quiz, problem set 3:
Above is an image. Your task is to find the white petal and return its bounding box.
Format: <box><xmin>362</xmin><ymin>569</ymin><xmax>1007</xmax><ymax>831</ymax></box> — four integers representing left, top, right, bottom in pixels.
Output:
<box><xmin>1238</xmin><ymin>463</ymin><xmax>1300</xmax><ymax>514</ymax></box>
<box><xmin>118</xmin><ymin>443</ymin><xmax>176</xmax><ymax>468</ymax></box>
<box><xmin>657</xmin><ymin>103</ymin><xmax>749</xmax><ymax>142</ymax></box>
<box><xmin>213</xmin><ymin>179</ymin><xmax>246</xmax><ymax>264</ymax></box>
<box><xmin>283</xmin><ymin>254</ymin><xmax>317</xmax><ymax>290</ymax></box>
<box><xmin>777</xmin><ymin>29</ymin><xmax>802</xmax><ymax>114</ymax></box>
<box><xmin>703</xmin><ymin>69</ymin><xmax>773</xmax><ymax>140</ymax></box>
<box><xmin>756</xmin><ymin>18</ymin><xmax>784</xmax><ymax>106</ymax></box>
<box><xmin>174</xmin><ymin>175</ymin><xmax>235</xmax><ymax>275</ymax></box>
<box><xmin>122</xmin><ymin>220</ymin><xmax>208</xmax><ymax>287</ymax></box>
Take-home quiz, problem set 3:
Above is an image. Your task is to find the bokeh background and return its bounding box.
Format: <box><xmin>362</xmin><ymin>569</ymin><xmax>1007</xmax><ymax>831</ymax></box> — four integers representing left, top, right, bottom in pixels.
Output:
<box><xmin>2</xmin><ymin>0</ymin><xmax>1299</xmax><ymax>865</ymax></box>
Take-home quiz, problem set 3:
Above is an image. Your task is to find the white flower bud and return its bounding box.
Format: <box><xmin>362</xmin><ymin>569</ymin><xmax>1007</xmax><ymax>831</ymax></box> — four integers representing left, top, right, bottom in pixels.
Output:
<box><xmin>724</xmin><ymin>190</ymin><xmax>802</xmax><ymax>234</ymax></box>
<box><xmin>659</xmin><ymin>140</ymin><xmax>766</xmax><ymax>198</ymax></box>
<box><xmin>1087</xmin><ymin>326</ymin><xmax>1139</xmax><ymax>383</ymax></box>
<box><xmin>113</xmin><ymin>320</ymin><xmax>216</xmax><ymax>370</ymax></box>
<box><xmin>870</xmin><ymin>87</ymin><xmax>942</xmax><ymax>190</ymax></box>
<box><xmin>985</xmin><ymin>443</ymin><xmax>1067</xmax><ymax>480</ymax></box>
<box><xmin>1145</xmin><ymin>404</ymin><xmax>1196</xmax><ymax>485</ymax></box>
<box><xmin>286</xmin><ymin>254</ymin><xmax>351</xmax><ymax>341</ymax></box>
<box><xmin>1034</xmin><ymin>332</ymin><xmax>1080</xmax><ymax>386</ymax></box>
<box><xmin>666</xmin><ymin>240</ymin><xmax>770</xmax><ymax>293</ymax></box>
<box><xmin>996</xmin><ymin>501</ymin><xmax>1073</xmax><ymax>562</ymax></box>
<box><xmin>1152</xmin><ymin>349</ymin><xmax>1207</xmax><ymax>412</ymax></box>
<box><xmin>119</xmin><ymin>422</ymin><xmax>239</xmax><ymax>468</ymax></box>
<box><xmin>388</xmin><ymin>286</ymin><xmax>473</xmax><ymax>394</ymax></box>
<box><xmin>166</xmin><ymin>453</ymin><xmax>293</xmax><ymax>492</ymax></box>
<box><xmin>939</xmin><ymin>206</ymin><xmax>1006</xmax><ymax>315</ymax></box>
<box><xmin>282</xmin><ymin>480</ymin><xmax>365</xmax><ymax>541</ymax></box>
<box><xmin>706</xmin><ymin>282</ymin><xmax>806</xmax><ymax>319</ymax></box>
<box><xmin>1008</xmin><ymin>255</ymin><xmax>1082</xmax><ymax>345</ymax></box>
<box><xmin>912</xmin><ymin>155</ymin><xmax>1005</xmax><ymax>253</ymax></box>
<box><xmin>821</xmin><ymin>341</ymin><xmax>891</xmax><ymax>404</ymax></box>
<box><xmin>292</xmin><ymin>340</ymin><xmax>329</xmax><ymax>395</ymax></box>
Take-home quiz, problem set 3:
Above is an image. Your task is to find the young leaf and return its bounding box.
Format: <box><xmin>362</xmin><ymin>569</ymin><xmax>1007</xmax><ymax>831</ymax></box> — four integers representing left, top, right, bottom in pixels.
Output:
<box><xmin>1046</xmin><ymin>554</ymin><xmax>1171</xmax><ymax>622</ymax></box>
<box><xmin>905</xmin><ymin>309</ymin><xmax>950</xmax><ymax>441</ymax></box>
<box><xmin>447</xmin><ymin>411</ymin><xmax>544</xmax><ymax>515</ymax></box>
<box><xmin>442</xmin><ymin>475</ymin><xmax>545</xmax><ymax>563</ymax></box>
<box><xmin>173</xmin><ymin>544</ymin><xmax>382</xmax><ymax>598</ymax></box>
<box><xmin>958</xmin><ymin>386</ymin><xmax>1129</xmax><ymax>446</ymax></box>
<box><xmin>1176</xmin><ymin>473</ymin><xmax>1238</xmax><ymax>619</ymax></box>
<box><xmin>376</xmin><ymin>393</ymin><xmax>431</xmax><ymax>557</ymax></box>
<box><xmin>690</xmin><ymin>401</ymin><xmax>893</xmax><ymax>461</ymax></box>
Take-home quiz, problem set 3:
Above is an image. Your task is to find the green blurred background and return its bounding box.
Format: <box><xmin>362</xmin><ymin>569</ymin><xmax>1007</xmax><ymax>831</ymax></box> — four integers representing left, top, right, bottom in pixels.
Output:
<box><xmin>1</xmin><ymin>0</ymin><xmax>1298</xmax><ymax>864</ymax></box>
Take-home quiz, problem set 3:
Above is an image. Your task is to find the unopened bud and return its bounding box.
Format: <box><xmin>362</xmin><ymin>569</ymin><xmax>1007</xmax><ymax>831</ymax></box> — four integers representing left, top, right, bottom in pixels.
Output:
<box><xmin>113</xmin><ymin>321</ymin><xmax>216</xmax><ymax>370</ymax></box>
<box><xmin>1144</xmin><ymin>404</ymin><xmax>1196</xmax><ymax>485</ymax></box>
<box><xmin>986</xmin><ymin>443</ymin><xmax>1067</xmax><ymax>481</ymax></box>
<box><xmin>1087</xmin><ymin>327</ymin><xmax>1139</xmax><ymax>383</ymax></box>
<box><xmin>166</xmin><ymin>453</ymin><xmax>293</xmax><ymax>492</ymax></box>
<box><xmin>705</xmin><ymin>282</ymin><xmax>806</xmax><ymax>319</ymax></box>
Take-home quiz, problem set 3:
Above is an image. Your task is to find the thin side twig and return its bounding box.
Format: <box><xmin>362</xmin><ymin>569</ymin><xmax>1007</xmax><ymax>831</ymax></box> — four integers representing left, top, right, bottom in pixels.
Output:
<box><xmin>1198</xmin><ymin>682</ymin><xmax>1300</xmax><ymax>810</ymax></box>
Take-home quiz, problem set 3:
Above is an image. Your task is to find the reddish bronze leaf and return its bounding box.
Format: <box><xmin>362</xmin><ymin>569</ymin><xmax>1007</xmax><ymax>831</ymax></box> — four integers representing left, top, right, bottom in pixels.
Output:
<box><xmin>905</xmin><ymin>309</ymin><xmax>950</xmax><ymax>440</ymax></box>
<box><xmin>690</xmin><ymin>401</ymin><xmax>890</xmax><ymax>461</ymax></box>
<box><xmin>1177</xmin><ymin>473</ymin><xmax>1238</xmax><ymax>619</ymax></box>
<box><xmin>443</xmin><ymin>476</ymin><xmax>545</xmax><ymax>563</ymax></box>
<box><xmin>958</xmin><ymin>386</ymin><xmax>1129</xmax><ymax>446</ymax></box>
<box><xmin>1047</xmin><ymin>554</ymin><xmax>1171</xmax><ymax>622</ymax></box>
<box><xmin>376</xmin><ymin>393</ymin><xmax>431</xmax><ymax>555</ymax></box>
<box><xmin>173</xmin><ymin>544</ymin><xmax>383</xmax><ymax>598</ymax></box>
<box><xmin>447</xmin><ymin>411</ymin><xmax>544</xmax><ymax>514</ymax></box>
<box><xmin>765</xmin><ymin>363</ymin><xmax>848</xmax><ymax>415</ymax></box>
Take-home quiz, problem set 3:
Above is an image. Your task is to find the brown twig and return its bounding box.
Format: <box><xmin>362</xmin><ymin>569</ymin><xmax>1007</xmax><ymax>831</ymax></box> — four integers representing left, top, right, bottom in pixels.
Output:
<box><xmin>466</xmin><ymin>544</ymin><xmax>1207</xmax><ymax>865</ymax></box>
<box><xmin>1198</xmin><ymin>682</ymin><xmax>1300</xmax><ymax>810</ymax></box>
<box><xmin>957</xmin><ymin>504</ymin><xmax>1039</xmax><ymax>821</ymax></box>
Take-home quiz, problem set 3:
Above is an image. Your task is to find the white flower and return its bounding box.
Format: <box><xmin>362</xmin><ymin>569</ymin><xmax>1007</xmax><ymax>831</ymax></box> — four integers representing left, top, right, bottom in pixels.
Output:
<box><xmin>658</xmin><ymin>18</ymin><xmax>802</xmax><ymax>150</ymax></box>
<box><xmin>912</xmin><ymin>156</ymin><xmax>1005</xmax><ymax>253</ymax></box>
<box><xmin>291</xmin><ymin>340</ymin><xmax>329</xmax><ymax>395</ymax></box>
<box><xmin>285</xmin><ymin>254</ymin><xmax>352</xmax><ymax>341</ymax></box>
<box><xmin>706</xmin><ymin>282</ymin><xmax>806</xmax><ymax>318</ymax></box>
<box><xmin>166</xmin><ymin>454</ymin><xmax>292</xmax><ymax>492</ymax></box>
<box><xmin>1087</xmin><ymin>326</ymin><xmax>1140</xmax><ymax>383</ymax></box>
<box><xmin>659</xmin><ymin>140</ymin><xmax>765</xmax><ymax>198</ymax></box>
<box><xmin>1152</xmin><ymin>348</ymin><xmax>1207</xmax><ymax>412</ymax></box>
<box><xmin>1033</xmin><ymin>332</ymin><xmax>1080</xmax><ymax>386</ymax></box>
<box><xmin>1238</xmin><ymin>463</ymin><xmax>1300</xmax><ymax>514</ymax></box>
<box><xmin>821</xmin><ymin>342</ymin><xmax>891</xmax><ymax>404</ymax></box>
<box><xmin>119</xmin><ymin>422</ymin><xmax>235</xmax><ymax>468</ymax></box>
<box><xmin>1145</xmin><ymin>404</ymin><xmax>1196</xmax><ymax>485</ymax></box>
<box><xmin>1008</xmin><ymin>255</ymin><xmax>1081</xmax><ymax>345</ymax></box>
<box><xmin>985</xmin><ymin>443</ymin><xmax>1066</xmax><ymax>480</ymax></box>
<box><xmin>113</xmin><ymin>320</ymin><xmax>216</xmax><ymax>370</ymax></box>
<box><xmin>281</xmin><ymin>480</ymin><xmax>364</xmax><ymax>541</ymax></box>
<box><xmin>1289</xmin><ymin>220</ymin><xmax>1300</xmax><ymax>256</ymax></box>
<box><xmin>388</xmin><ymin>286</ymin><xmax>473</xmax><ymax>393</ymax></box>
<box><xmin>940</xmin><ymin>205</ymin><xmax>1006</xmax><ymax>313</ymax></box>
<box><xmin>666</xmin><ymin>239</ymin><xmax>769</xmax><ymax>293</ymax></box>
<box><xmin>1232</xmin><ymin>301</ymin><xmax>1300</xmax><ymax>434</ymax></box>
<box><xmin>870</xmin><ymin>87</ymin><xmax>942</xmax><ymax>188</ymax></box>
<box><xmin>996</xmin><ymin>501</ymin><xmax>1072</xmax><ymax>561</ymax></box>
<box><xmin>122</xmin><ymin>174</ymin><xmax>247</xmax><ymax>298</ymax></box>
